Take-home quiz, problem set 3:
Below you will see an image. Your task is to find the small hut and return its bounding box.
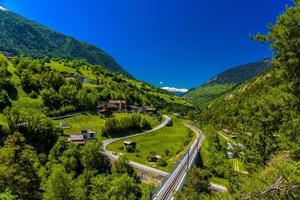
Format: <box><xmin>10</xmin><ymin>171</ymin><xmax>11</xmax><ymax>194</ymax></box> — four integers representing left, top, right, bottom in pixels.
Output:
<box><xmin>98</xmin><ymin>108</ymin><xmax>112</xmax><ymax>117</ymax></box>
<box><xmin>222</xmin><ymin>129</ymin><xmax>232</xmax><ymax>135</ymax></box>
<box><xmin>106</xmin><ymin>103</ymin><xmax>120</xmax><ymax>112</ymax></box>
<box><xmin>59</xmin><ymin>122</ymin><xmax>69</xmax><ymax>129</ymax></box>
<box><xmin>123</xmin><ymin>140</ymin><xmax>136</xmax><ymax>152</ymax></box>
<box><xmin>149</xmin><ymin>155</ymin><xmax>161</xmax><ymax>163</ymax></box>
<box><xmin>108</xmin><ymin>100</ymin><xmax>127</xmax><ymax>111</ymax></box>
<box><xmin>144</xmin><ymin>107</ymin><xmax>157</xmax><ymax>114</ymax></box>
<box><xmin>69</xmin><ymin>135</ymin><xmax>86</xmax><ymax>145</ymax></box>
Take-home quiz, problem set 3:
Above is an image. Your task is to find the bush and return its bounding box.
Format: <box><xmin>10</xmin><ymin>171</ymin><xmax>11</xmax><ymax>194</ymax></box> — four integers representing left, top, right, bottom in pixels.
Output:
<box><xmin>165</xmin><ymin>150</ymin><xmax>171</xmax><ymax>157</ymax></box>
<box><xmin>102</xmin><ymin>115</ymin><xmax>151</xmax><ymax>137</ymax></box>
<box><xmin>158</xmin><ymin>157</ymin><xmax>168</xmax><ymax>167</ymax></box>
<box><xmin>29</xmin><ymin>91</ymin><xmax>38</xmax><ymax>99</ymax></box>
<box><xmin>166</xmin><ymin>119</ymin><xmax>173</xmax><ymax>127</ymax></box>
<box><xmin>157</xmin><ymin>115</ymin><xmax>163</xmax><ymax>122</ymax></box>
<box><xmin>0</xmin><ymin>90</ymin><xmax>11</xmax><ymax>111</ymax></box>
<box><xmin>140</xmin><ymin>118</ymin><xmax>151</xmax><ymax>130</ymax></box>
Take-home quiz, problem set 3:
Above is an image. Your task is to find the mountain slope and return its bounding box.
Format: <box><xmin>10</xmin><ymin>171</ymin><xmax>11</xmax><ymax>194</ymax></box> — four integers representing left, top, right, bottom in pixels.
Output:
<box><xmin>184</xmin><ymin>59</ymin><xmax>271</xmax><ymax>109</ymax></box>
<box><xmin>0</xmin><ymin>7</ymin><xmax>130</xmax><ymax>76</ymax></box>
<box><xmin>0</xmin><ymin>54</ymin><xmax>191</xmax><ymax>121</ymax></box>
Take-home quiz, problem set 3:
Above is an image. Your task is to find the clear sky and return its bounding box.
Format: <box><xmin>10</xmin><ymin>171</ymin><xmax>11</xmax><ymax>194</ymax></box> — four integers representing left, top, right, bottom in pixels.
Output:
<box><xmin>0</xmin><ymin>0</ymin><xmax>293</xmax><ymax>89</ymax></box>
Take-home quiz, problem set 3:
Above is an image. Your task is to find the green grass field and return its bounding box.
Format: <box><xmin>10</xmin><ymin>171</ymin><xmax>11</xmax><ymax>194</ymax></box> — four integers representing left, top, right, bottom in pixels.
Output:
<box><xmin>47</xmin><ymin>61</ymin><xmax>77</xmax><ymax>73</ymax></box>
<box><xmin>209</xmin><ymin>177</ymin><xmax>230</xmax><ymax>188</ymax></box>
<box><xmin>200</xmin><ymin>132</ymin><xmax>212</xmax><ymax>167</ymax></box>
<box><xmin>52</xmin><ymin>113</ymin><xmax>160</xmax><ymax>140</ymax></box>
<box><xmin>107</xmin><ymin>117</ymin><xmax>195</xmax><ymax>171</ymax></box>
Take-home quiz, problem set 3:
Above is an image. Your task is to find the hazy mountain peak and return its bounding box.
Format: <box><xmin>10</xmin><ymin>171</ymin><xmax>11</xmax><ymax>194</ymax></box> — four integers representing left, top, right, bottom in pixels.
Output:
<box><xmin>0</xmin><ymin>5</ymin><xmax>8</xmax><ymax>12</ymax></box>
<box><xmin>162</xmin><ymin>87</ymin><xmax>189</xmax><ymax>93</ymax></box>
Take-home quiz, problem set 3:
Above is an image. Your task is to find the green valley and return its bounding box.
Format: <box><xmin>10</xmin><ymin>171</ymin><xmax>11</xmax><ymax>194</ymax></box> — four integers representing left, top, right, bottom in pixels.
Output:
<box><xmin>0</xmin><ymin>1</ymin><xmax>300</xmax><ymax>200</ymax></box>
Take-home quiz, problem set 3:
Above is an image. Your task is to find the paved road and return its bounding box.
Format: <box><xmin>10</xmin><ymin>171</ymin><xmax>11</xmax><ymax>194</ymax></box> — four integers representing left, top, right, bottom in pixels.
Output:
<box><xmin>102</xmin><ymin>115</ymin><xmax>171</xmax><ymax>176</ymax></box>
<box><xmin>152</xmin><ymin>125</ymin><xmax>204</xmax><ymax>200</ymax></box>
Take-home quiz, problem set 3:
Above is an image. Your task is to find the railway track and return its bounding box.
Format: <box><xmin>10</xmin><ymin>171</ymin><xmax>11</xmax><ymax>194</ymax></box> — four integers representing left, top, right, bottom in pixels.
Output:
<box><xmin>152</xmin><ymin>125</ymin><xmax>203</xmax><ymax>200</ymax></box>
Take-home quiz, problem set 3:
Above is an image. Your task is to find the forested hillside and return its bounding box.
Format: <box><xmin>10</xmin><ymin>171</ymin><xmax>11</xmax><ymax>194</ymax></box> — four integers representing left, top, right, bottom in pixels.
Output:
<box><xmin>184</xmin><ymin>59</ymin><xmax>271</xmax><ymax>109</ymax></box>
<box><xmin>179</xmin><ymin>2</ymin><xmax>300</xmax><ymax>199</ymax></box>
<box><xmin>0</xmin><ymin>53</ymin><xmax>192</xmax><ymax>199</ymax></box>
<box><xmin>0</xmin><ymin>54</ymin><xmax>190</xmax><ymax>118</ymax></box>
<box><xmin>0</xmin><ymin>8</ymin><xmax>130</xmax><ymax>76</ymax></box>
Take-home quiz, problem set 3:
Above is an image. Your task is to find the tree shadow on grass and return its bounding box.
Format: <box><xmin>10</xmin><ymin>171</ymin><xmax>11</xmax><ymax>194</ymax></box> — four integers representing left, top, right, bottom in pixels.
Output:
<box><xmin>7</xmin><ymin>85</ymin><xmax>18</xmax><ymax>100</ymax></box>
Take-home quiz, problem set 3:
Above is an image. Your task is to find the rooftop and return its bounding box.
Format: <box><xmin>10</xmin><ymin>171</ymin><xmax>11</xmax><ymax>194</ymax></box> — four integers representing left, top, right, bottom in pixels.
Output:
<box><xmin>109</xmin><ymin>100</ymin><xmax>127</xmax><ymax>104</ymax></box>
<box><xmin>69</xmin><ymin>134</ymin><xmax>84</xmax><ymax>141</ymax></box>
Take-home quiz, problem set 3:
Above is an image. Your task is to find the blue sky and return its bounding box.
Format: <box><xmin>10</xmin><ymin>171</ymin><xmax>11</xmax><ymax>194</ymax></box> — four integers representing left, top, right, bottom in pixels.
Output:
<box><xmin>1</xmin><ymin>0</ymin><xmax>292</xmax><ymax>89</ymax></box>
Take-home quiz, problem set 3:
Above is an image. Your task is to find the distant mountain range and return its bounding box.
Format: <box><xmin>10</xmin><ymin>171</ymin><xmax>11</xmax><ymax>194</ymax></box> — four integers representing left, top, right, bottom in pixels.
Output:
<box><xmin>0</xmin><ymin>6</ymin><xmax>131</xmax><ymax>77</ymax></box>
<box><xmin>161</xmin><ymin>87</ymin><xmax>189</xmax><ymax>96</ymax></box>
<box><xmin>184</xmin><ymin>59</ymin><xmax>271</xmax><ymax>109</ymax></box>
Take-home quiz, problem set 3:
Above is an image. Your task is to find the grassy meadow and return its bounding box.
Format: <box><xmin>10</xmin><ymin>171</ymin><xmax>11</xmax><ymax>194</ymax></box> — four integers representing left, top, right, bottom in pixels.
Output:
<box><xmin>52</xmin><ymin>112</ymin><xmax>160</xmax><ymax>140</ymax></box>
<box><xmin>107</xmin><ymin>117</ymin><xmax>195</xmax><ymax>171</ymax></box>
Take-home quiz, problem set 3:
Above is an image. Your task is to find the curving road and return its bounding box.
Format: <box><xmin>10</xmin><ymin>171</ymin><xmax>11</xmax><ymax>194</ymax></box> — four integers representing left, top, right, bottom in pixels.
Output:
<box><xmin>102</xmin><ymin>115</ymin><xmax>171</xmax><ymax>176</ymax></box>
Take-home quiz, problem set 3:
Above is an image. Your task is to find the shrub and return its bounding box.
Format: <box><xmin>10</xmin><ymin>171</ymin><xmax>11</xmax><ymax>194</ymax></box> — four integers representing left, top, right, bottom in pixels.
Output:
<box><xmin>0</xmin><ymin>90</ymin><xmax>11</xmax><ymax>111</ymax></box>
<box><xmin>166</xmin><ymin>119</ymin><xmax>173</xmax><ymax>127</ymax></box>
<box><xmin>29</xmin><ymin>91</ymin><xmax>38</xmax><ymax>99</ymax></box>
<box><xmin>158</xmin><ymin>157</ymin><xmax>168</xmax><ymax>167</ymax></box>
<box><xmin>165</xmin><ymin>150</ymin><xmax>171</xmax><ymax>157</ymax></box>
<box><xmin>140</xmin><ymin>118</ymin><xmax>151</xmax><ymax>130</ymax></box>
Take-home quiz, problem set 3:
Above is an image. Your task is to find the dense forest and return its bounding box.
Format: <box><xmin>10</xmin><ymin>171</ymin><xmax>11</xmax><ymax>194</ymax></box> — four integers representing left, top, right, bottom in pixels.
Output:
<box><xmin>179</xmin><ymin>2</ymin><xmax>300</xmax><ymax>199</ymax></box>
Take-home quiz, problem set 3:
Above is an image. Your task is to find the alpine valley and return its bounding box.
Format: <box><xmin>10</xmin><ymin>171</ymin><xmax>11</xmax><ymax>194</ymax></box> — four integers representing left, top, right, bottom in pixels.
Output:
<box><xmin>0</xmin><ymin>2</ymin><xmax>299</xmax><ymax>200</ymax></box>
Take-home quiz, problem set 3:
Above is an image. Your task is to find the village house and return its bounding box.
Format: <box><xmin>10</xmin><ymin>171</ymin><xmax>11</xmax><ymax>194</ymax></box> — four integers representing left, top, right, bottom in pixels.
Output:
<box><xmin>143</xmin><ymin>107</ymin><xmax>157</xmax><ymax>114</ymax></box>
<box><xmin>222</xmin><ymin>129</ymin><xmax>232</xmax><ymax>135</ymax></box>
<box><xmin>69</xmin><ymin>134</ymin><xmax>86</xmax><ymax>145</ymax></box>
<box><xmin>108</xmin><ymin>100</ymin><xmax>127</xmax><ymax>112</ymax></box>
<box><xmin>98</xmin><ymin>108</ymin><xmax>112</xmax><ymax>117</ymax></box>
<box><xmin>106</xmin><ymin>103</ymin><xmax>120</xmax><ymax>112</ymax></box>
<box><xmin>123</xmin><ymin>140</ymin><xmax>136</xmax><ymax>152</ymax></box>
<box><xmin>129</xmin><ymin>105</ymin><xmax>145</xmax><ymax>113</ymax></box>
<box><xmin>129</xmin><ymin>105</ymin><xmax>139</xmax><ymax>113</ymax></box>
<box><xmin>81</xmin><ymin>129</ymin><xmax>96</xmax><ymax>140</ymax></box>
<box><xmin>68</xmin><ymin>129</ymin><xmax>96</xmax><ymax>145</ymax></box>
